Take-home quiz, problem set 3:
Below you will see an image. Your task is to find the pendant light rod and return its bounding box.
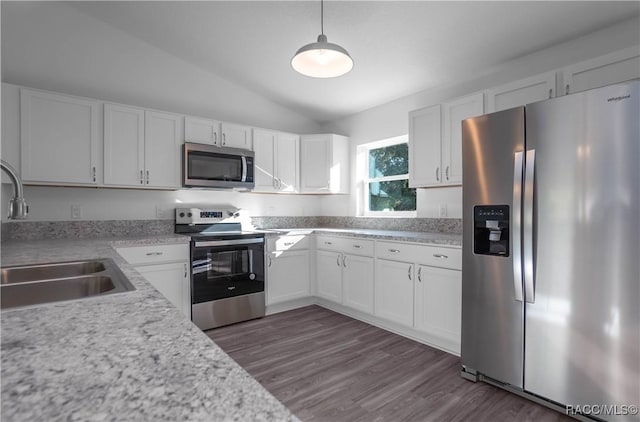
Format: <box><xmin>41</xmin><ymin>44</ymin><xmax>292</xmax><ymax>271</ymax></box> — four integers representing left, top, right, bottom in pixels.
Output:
<box><xmin>321</xmin><ymin>0</ymin><xmax>324</xmax><ymax>35</ymax></box>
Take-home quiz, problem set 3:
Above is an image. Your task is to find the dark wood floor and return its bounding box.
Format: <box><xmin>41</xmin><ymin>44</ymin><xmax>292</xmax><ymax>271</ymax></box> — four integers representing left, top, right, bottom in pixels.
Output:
<box><xmin>206</xmin><ymin>305</ymin><xmax>570</xmax><ymax>422</ymax></box>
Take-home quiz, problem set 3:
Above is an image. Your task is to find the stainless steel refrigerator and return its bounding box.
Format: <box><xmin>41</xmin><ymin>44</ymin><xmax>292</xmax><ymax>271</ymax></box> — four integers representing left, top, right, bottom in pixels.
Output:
<box><xmin>461</xmin><ymin>80</ymin><xmax>639</xmax><ymax>420</ymax></box>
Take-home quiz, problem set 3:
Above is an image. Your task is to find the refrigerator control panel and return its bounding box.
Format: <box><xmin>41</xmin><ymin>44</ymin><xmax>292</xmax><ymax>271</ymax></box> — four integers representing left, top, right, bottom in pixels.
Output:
<box><xmin>474</xmin><ymin>205</ymin><xmax>509</xmax><ymax>256</ymax></box>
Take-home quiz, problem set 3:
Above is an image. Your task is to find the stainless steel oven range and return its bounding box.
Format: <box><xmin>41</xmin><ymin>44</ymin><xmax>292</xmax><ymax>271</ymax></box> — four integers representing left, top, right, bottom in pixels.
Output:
<box><xmin>175</xmin><ymin>207</ymin><xmax>265</xmax><ymax>330</ymax></box>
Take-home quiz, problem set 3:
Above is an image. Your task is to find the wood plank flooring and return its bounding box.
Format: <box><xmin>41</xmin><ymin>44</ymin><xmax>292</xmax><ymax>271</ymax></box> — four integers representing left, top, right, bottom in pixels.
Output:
<box><xmin>206</xmin><ymin>305</ymin><xmax>570</xmax><ymax>422</ymax></box>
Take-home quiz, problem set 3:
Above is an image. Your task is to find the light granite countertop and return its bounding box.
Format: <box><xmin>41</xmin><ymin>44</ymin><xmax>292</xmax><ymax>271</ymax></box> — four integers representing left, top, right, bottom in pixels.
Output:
<box><xmin>261</xmin><ymin>228</ymin><xmax>462</xmax><ymax>248</ymax></box>
<box><xmin>1</xmin><ymin>236</ymin><xmax>298</xmax><ymax>422</ymax></box>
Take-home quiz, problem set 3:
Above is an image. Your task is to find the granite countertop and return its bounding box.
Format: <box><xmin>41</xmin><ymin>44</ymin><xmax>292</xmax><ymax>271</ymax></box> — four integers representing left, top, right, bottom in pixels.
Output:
<box><xmin>261</xmin><ymin>228</ymin><xmax>462</xmax><ymax>248</ymax></box>
<box><xmin>1</xmin><ymin>236</ymin><xmax>298</xmax><ymax>422</ymax></box>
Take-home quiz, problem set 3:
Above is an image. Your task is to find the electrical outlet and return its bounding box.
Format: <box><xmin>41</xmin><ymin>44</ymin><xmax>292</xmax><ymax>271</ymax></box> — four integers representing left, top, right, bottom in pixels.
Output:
<box><xmin>71</xmin><ymin>204</ymin><xmax>83</xmax><ymax>219</ymax></box>
<box><xmin>439</xmin><ymin>204</ymin><xmax>447</xmax><ymax>218</ymax></box>
<box><xmin>155</xmin><ymin>205</ymin><xmax>164</xmax><ymax>219</ymax></box>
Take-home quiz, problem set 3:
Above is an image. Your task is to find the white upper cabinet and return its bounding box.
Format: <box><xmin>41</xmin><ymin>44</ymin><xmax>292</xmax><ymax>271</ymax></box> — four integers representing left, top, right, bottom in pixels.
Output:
<box><xmin>300</xmin><ymin>134</ymin><xmax>349</xmax><ymax>194</ymax></box>
<box><xmin>562</xmin><ymin>46</ymin><xmax>640</xmax><ymax>96</ymax></box>
<box><xmin>104</xmin><ymin>104</ymin><xmax>145</xmax><ymax>187</ymax></box>
<box><xmin>184</xmin><ymin>116</ymin><xmax>220</xmax><ymax>146</ymax></box>
<box><xmin>253</xmin><ymin>129</ymin><xmax>299</xmax><ymax>193</ymax></box>
<box><xmin>104</xmin><ymin>104</ymin><xmax>182</xmax><ymax>189</ymax></box>
<box><xmin>144</xmin><ymin>110</ymin><xmax>182</xmax><ymax>189</ymax></box>
<box><xmin>409</xmin><ymin>105</ymin><xmax>441</xmax><ymax>187</ymax></box>
<box><xmin>442</xmin><ymin>92</ymin><xmax>484</xmax><ymax>185</ymax></box>
<box><xmin>220</xmin><ymin>122</ymin><xmax>252</xmax><ymax>150</ymax></box>
<box><xmin>20</xmin><ymin>89</ymin><xmax>99</xmax><ymax>185</ymax></box>
<box><xmin>487</xmin><ymin>71</ymin><xmax>556</xmax><ymax>112</ymax></box>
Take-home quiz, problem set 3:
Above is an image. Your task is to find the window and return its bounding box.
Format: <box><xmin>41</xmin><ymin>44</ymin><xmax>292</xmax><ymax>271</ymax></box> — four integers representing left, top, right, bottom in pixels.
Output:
<box><xmin>360</xmin><ymin>136</ymin><xmax>416</xmax><ymax>216</ymax></box>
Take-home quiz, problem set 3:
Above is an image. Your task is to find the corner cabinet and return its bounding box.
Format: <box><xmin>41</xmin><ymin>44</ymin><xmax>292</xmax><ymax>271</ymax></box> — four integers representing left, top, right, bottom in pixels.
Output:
<box><xmin>20</xmin><ymin>89</ymin><xmax>99</xmax><ymax>185</ymax></box>
<box><xmin>253</xmin><ymin>129</ymin><xmax>299</xmax><ymax>193</ymax></box>
<box><xmin>104</xmin><ymin>104</ymin><xmax>182</xmax><ymax>189</ymax></box>
<box><xmin>409</xmin><ymin>93</ymin><xmax>483</xmax><ymax>187</ymax></box>
<box><xmin>266</xmin><ymin>234</ymin><xmax>310</xmax><ymax>305</ymax></box>
<box><xmin>300</xmin><ymin>134</ymin><xmax>349</xmax><ymax>194</ymax></box>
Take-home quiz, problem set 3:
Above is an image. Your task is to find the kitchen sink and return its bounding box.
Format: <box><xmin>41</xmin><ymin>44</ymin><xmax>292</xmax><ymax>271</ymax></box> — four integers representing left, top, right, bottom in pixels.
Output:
<box><xmin>0</xmin><ymin>258</ymin><xmax>135</xmax><ymax>310</ymax></box>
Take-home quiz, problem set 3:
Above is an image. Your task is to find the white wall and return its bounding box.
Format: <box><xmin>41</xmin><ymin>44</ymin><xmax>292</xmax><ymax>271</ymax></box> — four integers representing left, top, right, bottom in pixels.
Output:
<box><xmin>319</xmin><ymin>17</ymin><xmax>640</xmax><ymax>219</ymax></box>
<box><xmin>1</xmin><ymin>2</ymin><xmax>325</xmax><ymax>222</ymax></box>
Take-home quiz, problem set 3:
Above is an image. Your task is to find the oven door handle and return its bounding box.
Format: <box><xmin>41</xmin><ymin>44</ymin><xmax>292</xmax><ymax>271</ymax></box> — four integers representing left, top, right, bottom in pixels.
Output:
<box><xmin>194</xmin><ymin>238</ymin><xmax>264</xmax><ymax>248</ymax></box>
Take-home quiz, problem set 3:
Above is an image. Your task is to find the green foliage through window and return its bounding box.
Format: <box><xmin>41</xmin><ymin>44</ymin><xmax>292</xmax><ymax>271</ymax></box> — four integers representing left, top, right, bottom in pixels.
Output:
<box><xmin>368</xmin><ymin>144</ymin><xmax>409</xmax><ymax>178</ymax></box>
<box><xmin>369</xmin><ymin>180</ymin><xmax>416</xmax><ymax>211</ymax></box>
<box><xmin>366</xmin><ymin>141</ymin><xmax>416</xmax><ymax>213</ymax></box>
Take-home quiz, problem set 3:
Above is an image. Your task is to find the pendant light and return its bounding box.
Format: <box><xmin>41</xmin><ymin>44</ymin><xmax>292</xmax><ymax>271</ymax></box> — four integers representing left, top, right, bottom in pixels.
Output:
<box><xmin>291</xmin><ymin>0</ymin><xmax>354</xmax><ymax>78</ymax></box>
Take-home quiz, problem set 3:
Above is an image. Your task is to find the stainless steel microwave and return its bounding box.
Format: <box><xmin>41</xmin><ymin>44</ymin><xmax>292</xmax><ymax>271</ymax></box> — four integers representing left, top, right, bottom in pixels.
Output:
<box><xmin>183</xmin><ymin>142</ymin><xmax>255</xmax><ymax>189</ymax></box>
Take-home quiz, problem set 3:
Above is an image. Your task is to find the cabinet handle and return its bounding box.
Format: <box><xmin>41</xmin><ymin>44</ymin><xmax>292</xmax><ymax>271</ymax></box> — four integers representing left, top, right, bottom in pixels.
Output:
<box><xmin>146</xmin><ymin>170</ymin><xmax>150</xmax><ymax>185</ymax></box>
<box><xmin>389</xmin><ymin>249</ymin><xmax>400</xmax><ymax>253</ymax></box>
<box><xmin>222</xmin><ymin>133</ymin><xmax>226</xmax><ymax>145</ymax></box>
<box><xmin>140</xmin><ymin>170</ymin><xmax>144</xmax><ymax>184</ymax></box>
<box><xmin>353</xmin><ymin>245</ymin><xmax>362</xmax><ymax>249</ymax></box>
<box><xmin>433</xmin><ymin>254</ymin><xmax>449</xmax><ymax>259</ymax></box>
<box><xmin>273</xmin><ymin>177</ymin><xmax>278</xmax><ymax>189</ymax></box>
<box><xmin>213</xmin><ymin>132</ymin><xmax>218</xmax><ymax>145</ymax></box>
<box><xmin>336</xmin><ymin>255</ymin><xmax>341</xmax><ymax>267</ymax></box>
<box><xmin>283</xmin><ymin>242</ymin><xmax>294</xmax><ymax>246</ymax></box>
<box><xmin>92</xmin><ymin>166</ymin><xmax>96</xmax><ymax>182</ymax></box>
<box><xmin>565</xmin><ymin>84</ymin><xmax>570</xmax><ymax>95</ymax></box>
<box><xmin>145</xmin><ymin>252</ymin><xmax>163</xmax><ymax>256</ymax></box>
<box><xmin>268</xmin><ymin>255</ymin><xmax>272</xmax><ymax>267</ymax></box>
<box><xmin>548</xmin><ymin>88</ymin><xmax>553</xmax><ymax>99</ymax></box>
<box><xmin>436</xmin><ymin>167</ymin><xmax>440</xmax><ymax>182</ymax></box>
<box><xmin>418</xmin><ymin>266</ymin><xmax>422</xmax><ymax>283</ymax></box>
<box><xmin>325</xmin><ymin>241</ymin><xmax>332</xmax><ymax>245</ymax></box>
<box><xmin>343</xmin><ymin>255</ymin><xmax>347</xmax><ymax>267</ymax></box>
<box><xmin>408</xmin><ymin>265</ymin><xmax>412</xmax><ymax>280</ymax></box>
<box><xmin>184</xmin><ymin>263</ymin><xmax>188</xmax><ymax>278</ymax></box>
<box><xmin>445</xmin><ymin>166</ymin><xmax>449</xmax><ymax>181</ymax></box>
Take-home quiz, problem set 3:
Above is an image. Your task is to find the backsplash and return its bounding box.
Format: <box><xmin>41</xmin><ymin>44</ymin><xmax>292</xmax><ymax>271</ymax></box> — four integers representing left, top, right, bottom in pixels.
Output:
<box><xmin>2</xmin><ymin>216</ymin><xmax>462</xmax><ymax>241</ymax></box>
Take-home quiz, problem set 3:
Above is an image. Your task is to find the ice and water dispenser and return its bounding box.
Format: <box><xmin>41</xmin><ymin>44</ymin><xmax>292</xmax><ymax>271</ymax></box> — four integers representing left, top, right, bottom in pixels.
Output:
<box><xmin>473</xmin><ymin>205</ymin><xmax>509</xmax><ymax>256</ymax></box>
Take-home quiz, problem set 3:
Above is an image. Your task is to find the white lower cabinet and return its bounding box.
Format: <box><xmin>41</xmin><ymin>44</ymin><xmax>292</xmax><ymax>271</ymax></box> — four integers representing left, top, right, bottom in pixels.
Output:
<box><xmin>316</xmin><ymin>249</ymin><xmax>343</xmax><ymax>303</ymax></box>
<box><xmin>116</xmin><ymin>244</ymin><xmax>190</xmax><ymax>319</ymax></box>
<box><xmin>136</xmin><ymin>262</ymin><xmax>190</xmax><ymax>318</ymax></box>
<box><xmin>342</xmin><ymin>254</ymin><xmax>374</xmax><ymax>314</ymax></box>
<box><xmin>414</xmin><ymin>265</ymin><xmax>462</xmax><ymax>353</ymax></box>
<box><xmin>374</xmin><ymin>259</ymin><xmax>415</xmax><ymax>327</ymax></box>
<box><xmin>267</xmin><ymin>250</ymin><xmax>310</xmax><ymax>305</ymax></box>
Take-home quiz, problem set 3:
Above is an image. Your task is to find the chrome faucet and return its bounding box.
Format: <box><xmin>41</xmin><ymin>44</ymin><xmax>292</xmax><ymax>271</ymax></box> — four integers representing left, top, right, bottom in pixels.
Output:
<box><xmin>0</xmin><ymin>159</ymin><xmax>28</xmax><ymax>219</ymax></box>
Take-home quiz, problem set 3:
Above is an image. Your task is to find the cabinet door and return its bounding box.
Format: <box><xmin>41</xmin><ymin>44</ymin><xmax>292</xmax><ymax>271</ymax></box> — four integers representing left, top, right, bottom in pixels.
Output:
<box><xmin>300</xmin><ymin>135</ymin><xmax>330</xmax><ymax>192</ymax></box>
<box><xmin>442</xmin><ymin>92</ymin><xmax>484</xmax><ymax>185</ymax></box>
<box><xmin>414</xmin><ymin>266</ymin><xmax>462</xmax><ymax>353</ymax></box>
<box><xmin>221</xmin><ymin>122</ymin><xmax>252</xmax><ymax>150</ymax></box>
<box><xmin>409</xmin><ymin>105</ymin><xmax>441</xmax><ymax>187</ymax></box>
<box><xmin>104</xmin><ymin>103</ymin><xmax>145</xmax><ymax>186</ymax></box>
<box><xmin>20</xmin><ymin>89</ymin><xmax>99</xmax><ymax>184</ymax></box>
<box><xmin>374</xmin><ymin>259</ymin><xmax>414</xmax><ymax>327</ymax></box>
<box><xmin>563</xmin><ymin>46</ymin><xmax>640</xmax><ymax>95</ymax></box>
<box><xmin>184</xmin><ymin>116</ymin><xmax>220</xmax><ymax>146</ymax></box>
<box><xmin>342</xmin><ymin>254</ymin><xmax>374</xmax><ymax>314</ymax></box>
<box><xmin>252</xmin><ymin>128</ymin><xmax>276</xmax><ymax>192</ymax></box>
<box><xmin>136</xmin><ymin>261</ymin><xmax>190</xmax><ymax>318</ymax></box>
<box><xmin>144</xmin><ymin>110</ymin><xmax>181</xmax><ymax>188</ymax></box>
<box><xmin>275</xmin><ymin>132</ymin><xmax>299</xmax><ymax>193</ymax></box>
<box><xmin>487</xmin><ymin>71</ymin><xmax>555</xmax><ymax>113</ymax></box>
<box><xmin>316</xmin><ymin>250</ymin><xmax>343</xmax><ymax>303</ymax></box>
<box><xmin>267</xmin><ymin>250</ymin><xmax>310</xmax><ymax>305</ymax></box>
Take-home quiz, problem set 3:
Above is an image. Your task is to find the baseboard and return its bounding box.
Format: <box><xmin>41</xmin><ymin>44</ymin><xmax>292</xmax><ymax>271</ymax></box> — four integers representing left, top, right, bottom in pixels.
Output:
<box><xmin>266</xmin><ymin>297</ymin><xmax>316</xmax><ymax>315</ymax></box>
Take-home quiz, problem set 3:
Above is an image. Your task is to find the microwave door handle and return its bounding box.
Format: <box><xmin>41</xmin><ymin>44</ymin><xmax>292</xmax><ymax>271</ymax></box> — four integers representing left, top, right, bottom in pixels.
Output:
<box><xmin>241</xmin><ymin>156</ymin><xmax>247</xmax><ymax>182</ymax></box>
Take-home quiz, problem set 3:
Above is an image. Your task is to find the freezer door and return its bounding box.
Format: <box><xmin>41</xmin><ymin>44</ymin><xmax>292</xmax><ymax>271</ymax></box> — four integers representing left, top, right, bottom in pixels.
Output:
<box><xmin>461</xmin><ymin>107</ymin><xmax>525</xmax><ymax>388</ymax></box>
<box><xmin>524</xmin><ymin>80</ymin><xmax>640</xmax><ymax>419</ymax></box>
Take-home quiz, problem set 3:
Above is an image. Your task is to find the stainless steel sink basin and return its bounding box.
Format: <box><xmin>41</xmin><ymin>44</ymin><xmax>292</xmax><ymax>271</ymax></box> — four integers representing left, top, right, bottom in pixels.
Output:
<box><xmin>0</xmin><ymin>258</ymin><xmax>135</xmax><ymax>310</ymax></box>
<box><xmin>1</xmin><ymin>260</ymin><xmax>106</xmax><ymax>284</ymax></box>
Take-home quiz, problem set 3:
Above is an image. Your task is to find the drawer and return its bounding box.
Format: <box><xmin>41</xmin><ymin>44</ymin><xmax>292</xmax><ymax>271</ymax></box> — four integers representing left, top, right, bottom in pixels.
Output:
<box><xmin>316</xmin><ymin>235</ymin><xmax>374</xmax><ymax>257</ymax></box>
<box><xmin>116</xmin><ymin>243</ymin><xmax>189</xmax><ymax>265</ymax></box>
<box><xmin>315</xmin><ymin>235</ymin><xmax>343</xmax><ymax>252</ymax></box>
<box><xmin>267</xmin><ymin>235</ymin><xmax>309</xmax><ymax>252</ymax></box>
<box><xmin>376</xmin><ymin>241</ymin><xmax>461</xmax><ymax>270</ymax></box>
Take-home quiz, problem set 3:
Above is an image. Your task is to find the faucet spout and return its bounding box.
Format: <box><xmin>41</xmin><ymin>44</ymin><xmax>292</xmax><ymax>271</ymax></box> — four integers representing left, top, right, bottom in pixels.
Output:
<box><xmin>0</xmin><ymin>159</ymin><xmax>28</xmax><ymax>220</ymax></box>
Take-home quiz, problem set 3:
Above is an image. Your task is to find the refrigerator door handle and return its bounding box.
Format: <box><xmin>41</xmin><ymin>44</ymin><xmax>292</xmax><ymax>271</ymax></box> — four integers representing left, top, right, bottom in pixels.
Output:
<box><xmin>512</xmin><ymin>151</ymin><xmax>524</xmax><ymax>302</ymax></box>
<box><xmin>523</xmin><ymin>149</ymin><xmax>536</xmax><ymax>303</ymax></box>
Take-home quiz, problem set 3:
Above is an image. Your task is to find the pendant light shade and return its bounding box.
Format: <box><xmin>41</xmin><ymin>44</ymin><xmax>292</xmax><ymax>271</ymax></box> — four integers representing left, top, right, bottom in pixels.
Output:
<box><xmin>291</xmin><ymin>0</ymin><xmax>353</xmax><ymax>78</ymax></box>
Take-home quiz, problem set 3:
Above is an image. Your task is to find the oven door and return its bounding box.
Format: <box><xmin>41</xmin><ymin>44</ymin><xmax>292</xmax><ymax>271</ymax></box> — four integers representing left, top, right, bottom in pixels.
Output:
<box><xmin>191</xmin><ymin>238</ymin><xmax>264</xmax><ymax>304</ymax></box>
<box><xmin>183</xmin><ymin>142</ymin><xmax>254</xmax><ymax>189</ymax></box>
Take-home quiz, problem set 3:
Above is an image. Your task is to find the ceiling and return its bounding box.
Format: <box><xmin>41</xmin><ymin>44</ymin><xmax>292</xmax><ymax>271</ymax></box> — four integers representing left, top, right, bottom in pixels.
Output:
<box><xmin>69</xmin><ymin>1</ymin><xmax>639</xmax><ymax>124</ymax></box>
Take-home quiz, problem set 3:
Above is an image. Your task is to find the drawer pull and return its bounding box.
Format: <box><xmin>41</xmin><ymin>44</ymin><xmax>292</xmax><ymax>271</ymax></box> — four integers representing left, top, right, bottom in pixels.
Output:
<box><xmin>283</xmin><ymin>242</ymin><xmax>294</xmax><ymax>246</ymax></box>
<box><xmin>353</xmin><ymin>245</ymin><xmax>362</xmax><ymax>249</ymax></box>
<box><xmin>145</xmin><ymin>252</ymin><xmax>164</xmax><ymax>256</ymax></box>
<box><xmin>433</xmin><ymin>254</ymin><xmax>448</xmax><ymax>259</ymax></box>
<box><xmin>325</xmin><ymin>241</ymin><xmax>333</xmax><ymax>245</ymax></box>
<box><xmin>389</xmin><ymin>249</ymin><xmax>401</xmax><ymax>253</ymax></box>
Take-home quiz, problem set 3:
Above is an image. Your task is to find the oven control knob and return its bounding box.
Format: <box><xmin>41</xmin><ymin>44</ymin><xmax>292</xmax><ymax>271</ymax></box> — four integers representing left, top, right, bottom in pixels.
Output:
<box><xmin>249</xmin><ymin>273</ymin><xmax>256</xmax><ymax>280</ymax></box>
<box><xmin>179</xmin><ymin>212</ymin><xmax>185</xmax><ymax>218</ymax></box>
<box><xmin>187</xmin><ymin>212</ymin><xmax>193</xmax><ymax>217</ymax></box>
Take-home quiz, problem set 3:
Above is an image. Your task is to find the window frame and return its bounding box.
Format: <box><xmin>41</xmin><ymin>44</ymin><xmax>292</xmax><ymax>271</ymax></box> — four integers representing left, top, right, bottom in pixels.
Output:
<box><xmin>361</xmin><ymin>135</ymin><xmax>417</xmax><ymax>218</ymax></box>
